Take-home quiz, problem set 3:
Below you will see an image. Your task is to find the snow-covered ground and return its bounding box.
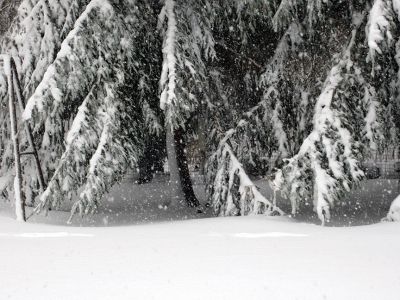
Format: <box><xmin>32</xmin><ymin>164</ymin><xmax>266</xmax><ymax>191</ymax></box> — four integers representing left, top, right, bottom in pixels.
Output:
<box><xmin>1</xmin><ymin>179</ymin><xmax>400</xmax><ymax>299</ymax></box>
<box><xmin>1</xmin><ymin>215</ymin><xmax>400</xmax><ymax>300</ymax></box>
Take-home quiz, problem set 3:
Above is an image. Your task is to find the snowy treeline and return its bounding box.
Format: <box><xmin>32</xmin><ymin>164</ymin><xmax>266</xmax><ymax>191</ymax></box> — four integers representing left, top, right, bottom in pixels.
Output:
<box><xmin>0</xmin><ymin>0</ymin><xmax>399</xmax><ymax>224</ymax></box>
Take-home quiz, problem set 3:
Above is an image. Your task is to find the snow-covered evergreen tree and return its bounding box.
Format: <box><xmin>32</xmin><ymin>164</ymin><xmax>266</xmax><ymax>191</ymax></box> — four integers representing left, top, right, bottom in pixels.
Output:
<box><xmin>24</xmin><ymin>1</ymin><xmax>161</xmax><ymax>219</ymax></box>
<box><xmin>206</xmin><ymin>1</ymin><xmax>314</xmax><ymax>217</ymax></box>
<box><xmin>157</xmin><ymin>0</ymin><xmax>224</xmax><ymax>207</ymax></box>
<box><xmin>1</xmin><ymin>0</ymin><xmax>400</xmax><ymax>224</ymax></box>
<box><xmin>208</xmin><ymin>0</ymin><xmax>400</xmax><ymax>223</ymax></box>
<box><xmin>0</xmin><ymin>0</ymin><xmax>90</xmax><ymax>204</ymax></box>
<box><xmin>0</xmin><ymin>1</ymin><xmax>164</xmax><ymax>219</ymax></box>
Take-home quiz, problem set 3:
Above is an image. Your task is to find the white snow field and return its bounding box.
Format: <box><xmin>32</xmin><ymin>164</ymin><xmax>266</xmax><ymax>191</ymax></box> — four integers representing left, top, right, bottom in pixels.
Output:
<box><xmin>1</xmin><ymin>215</ymin><xmax>400</xmax><ymax>300</ymax></box>
<box><xmin>0</xmin><ymin>178</ymin><xmax>400</xmax><ymax>300</ymax></box>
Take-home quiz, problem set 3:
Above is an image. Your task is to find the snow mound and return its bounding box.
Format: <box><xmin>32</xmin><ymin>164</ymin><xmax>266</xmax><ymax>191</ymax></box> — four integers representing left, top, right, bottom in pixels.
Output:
<box><xmin>383</xmin><ymin>195</ymin><xmax>400</xmax><ymax>222</ymax></box>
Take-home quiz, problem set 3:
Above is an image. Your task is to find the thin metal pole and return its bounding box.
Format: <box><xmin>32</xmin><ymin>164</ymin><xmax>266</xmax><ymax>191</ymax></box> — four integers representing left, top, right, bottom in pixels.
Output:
<box><xmin>7</xmin><ymin>60</ymin><xmax>26</xmax><ymax>221</ymax></box>
<box><xmin>11</xmin><ymin>58</ymin><xmax>46</xmax><ymax>194</ymax></box>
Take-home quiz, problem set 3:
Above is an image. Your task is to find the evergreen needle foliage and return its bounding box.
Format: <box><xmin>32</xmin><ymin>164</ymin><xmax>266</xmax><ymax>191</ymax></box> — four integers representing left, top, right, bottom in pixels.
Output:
<box><xmin>0</xmin><ymin>0</ymin><xmax>399</xmax><ymax>223</ymax></box>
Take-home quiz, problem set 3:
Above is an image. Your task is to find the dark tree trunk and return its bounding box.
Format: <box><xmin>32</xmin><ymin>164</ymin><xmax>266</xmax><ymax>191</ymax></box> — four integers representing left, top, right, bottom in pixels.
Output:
<box><xmin>174</xmin><ymin>127</ymin><xmax>200</xmax><ymax>207</ymax></box>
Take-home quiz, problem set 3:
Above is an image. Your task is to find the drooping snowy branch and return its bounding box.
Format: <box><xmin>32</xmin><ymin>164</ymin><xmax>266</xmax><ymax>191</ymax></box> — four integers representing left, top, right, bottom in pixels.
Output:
<box><xmin>158</xmin><ymin>0</ymin><xmax>215</xmax><ymax>130</ymax></box>
<box><xmin>274</xmin><ymin>26</ymin><xmax>369</xmax><ymax>223</ymax></box>
<box><xmin>367</xmin><ymin>0</ymin><xmax>395</xmax><ymax>61</ymax></box>
<box><xmin>159</xmin><ymin>0</ymin><xmax>177</xmax><ymax>114</ymax></box>
<box><xmin>210</xmin><ymin>144</ymin><xmax>283</xmax><ymax>217</ymax></box>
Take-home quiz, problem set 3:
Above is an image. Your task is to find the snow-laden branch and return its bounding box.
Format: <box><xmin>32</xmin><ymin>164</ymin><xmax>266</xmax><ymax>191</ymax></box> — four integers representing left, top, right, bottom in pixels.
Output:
<box><xmin>23</xmin><ymin>0</ymin><xmax>113</xmax><ymax>122</ymax></box>
<box><xmin>159</xmin><ymin>0</ymin><xmax>177</xmax><ymax>113</ymax></box>
<box><xmin>367</xmin><ymin>0</ymin><xmax>396</xmax><ymax>62</ymax></box>
<box><xmin>68</xmin><ymin>83</ymin><xmax>134</xmax><ymax>222</ymax></box>
<box><xmin>210</xmin><ymin>144</ymin><xmax>284</xmax><ymax>217</ymax></box>
<box><xmin>274</xmin><ymin>23</ymin><xmax>368</xmax><ymax>223</ymax></box>
<box><xmin>158</xmin><ymin>0</ymin><xmax>216</xmax><ymax>130</ymax></box>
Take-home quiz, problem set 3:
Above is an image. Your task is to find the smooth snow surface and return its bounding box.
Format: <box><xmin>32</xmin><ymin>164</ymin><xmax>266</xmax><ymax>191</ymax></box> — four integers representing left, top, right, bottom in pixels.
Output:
<box><xmin>1</xmin><ymin>179</ymin><xmax>399</xmax><ymax>299</ymax></box>
<box><xmin>0</xmin><ymin>232</ymin><xmax>94</xmax><ymax>238</ymax></box>
<box><xmin>232</xmin><ymin>232</ymin><xmax>309</xmax><ymax>238</ymax></box>
<box><xmin>0</xmin><ymin>215</ymin><xmax>399</xmax><ymax>300</ymax></box>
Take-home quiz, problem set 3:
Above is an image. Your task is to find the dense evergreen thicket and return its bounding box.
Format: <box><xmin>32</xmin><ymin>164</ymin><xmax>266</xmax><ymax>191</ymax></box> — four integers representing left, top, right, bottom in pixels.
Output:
<box><xmin>0</xmin><ymin>0</ymin><xmax>399</xmax><ymax>223</ymax></box>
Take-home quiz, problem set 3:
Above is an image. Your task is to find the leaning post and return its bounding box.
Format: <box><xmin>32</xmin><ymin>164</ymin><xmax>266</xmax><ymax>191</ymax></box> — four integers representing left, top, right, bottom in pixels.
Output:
<box><xmin>4</xmin><ymin>55</ymin><xmax>26</xmax><ymax>221</ymax></box>
<box><xmin>10</xmin><ymin>58</ymin><xmax>46</xmax><ymax>194</ymax></box>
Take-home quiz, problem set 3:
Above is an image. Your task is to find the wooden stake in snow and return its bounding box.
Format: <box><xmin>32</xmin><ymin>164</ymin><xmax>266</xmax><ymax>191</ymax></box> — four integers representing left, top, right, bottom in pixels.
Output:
<box><xmin>3</xmin><ymin>55</ymin><xmax>26</xmax><ymax>221</ymax></box>
<box><xmin>0</xmin><ymin>55</ymin><xmax>46</xmax><ymax>221</ymax></box>
<box><xmin>11</xmin><ymin>59</ymin><xmax>46</xmax><ymax>194</ymax></box>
